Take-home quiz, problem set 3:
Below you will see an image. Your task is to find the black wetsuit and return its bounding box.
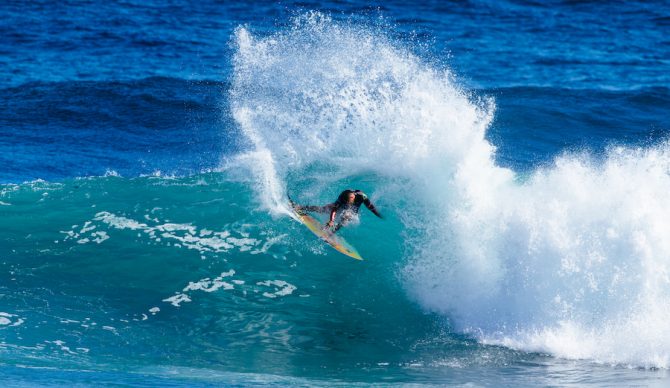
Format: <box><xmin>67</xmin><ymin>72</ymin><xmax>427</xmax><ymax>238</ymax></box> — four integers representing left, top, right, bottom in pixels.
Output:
<box><xmin>299</xmin><ymin>189</ymin><xmax>382</xmax><ymax>232</ymax></box>
<box><xmin>332</xmin><ymin>189</ymin><xmax>382</xmax><ymax>218</ymax></box>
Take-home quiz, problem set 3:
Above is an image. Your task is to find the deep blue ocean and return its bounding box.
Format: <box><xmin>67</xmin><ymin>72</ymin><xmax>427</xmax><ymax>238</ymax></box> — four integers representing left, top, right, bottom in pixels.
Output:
<box><xmin>2</xmin><ymin>1</ymin><xmax>670</xmax><ymax>386</ymax></box>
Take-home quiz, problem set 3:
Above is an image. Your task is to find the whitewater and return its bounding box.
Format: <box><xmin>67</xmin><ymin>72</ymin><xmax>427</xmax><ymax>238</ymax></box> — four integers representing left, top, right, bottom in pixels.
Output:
<box><xmin>230</xmin><ymin>13</ymin><xmax>670</xmax><ymax>369</ymax></box>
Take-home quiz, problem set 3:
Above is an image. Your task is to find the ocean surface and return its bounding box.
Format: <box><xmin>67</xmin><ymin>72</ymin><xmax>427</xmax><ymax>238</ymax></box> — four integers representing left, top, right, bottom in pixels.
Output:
<box><xmin>2</xmin><ymin>1</ymin><xmax>670</xmax><ymax>386</ymax></box>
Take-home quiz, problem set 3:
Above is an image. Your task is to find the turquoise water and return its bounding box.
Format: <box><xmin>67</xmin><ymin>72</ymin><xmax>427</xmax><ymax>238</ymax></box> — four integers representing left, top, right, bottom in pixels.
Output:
<box><xmin>3</xmin><ymin>174</ymin><xmax>669</xmax><ymax>386</ymax></box>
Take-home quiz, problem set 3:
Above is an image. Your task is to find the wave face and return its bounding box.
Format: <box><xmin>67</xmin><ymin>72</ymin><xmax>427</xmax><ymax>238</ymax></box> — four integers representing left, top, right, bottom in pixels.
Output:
<box><xmin>230</xmin><ymin>13</ymin><xmax>670</xmax><ymax>368</ymax></box>
<box><xmin>1</xmin><ymin>174</ymin><xmax>508</xmax><ymax>385</ymax></box>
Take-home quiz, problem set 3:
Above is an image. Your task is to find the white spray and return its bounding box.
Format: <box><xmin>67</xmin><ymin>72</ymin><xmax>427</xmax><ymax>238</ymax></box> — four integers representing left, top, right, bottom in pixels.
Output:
<box><xmin>230</xmin><ymin>12</ymin><xmax>670</xmax><ymax>368</ymax></box>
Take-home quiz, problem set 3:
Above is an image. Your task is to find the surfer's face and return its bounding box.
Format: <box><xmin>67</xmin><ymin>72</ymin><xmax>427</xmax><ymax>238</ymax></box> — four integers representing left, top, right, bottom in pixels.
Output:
<box><xmin>347</xmin><ymin>193</ymin><xmax>355</xmax><ymax>203</ymax></box>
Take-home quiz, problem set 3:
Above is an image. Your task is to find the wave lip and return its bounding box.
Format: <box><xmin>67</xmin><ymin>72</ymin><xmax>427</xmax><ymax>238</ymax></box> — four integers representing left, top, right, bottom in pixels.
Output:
<box><xmin>230</xmin><ymin>11</ymin><xmax>496</xmax><ymax>211</ymax></box>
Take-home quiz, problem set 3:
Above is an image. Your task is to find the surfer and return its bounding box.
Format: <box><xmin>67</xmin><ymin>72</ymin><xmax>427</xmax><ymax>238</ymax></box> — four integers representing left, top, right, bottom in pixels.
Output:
<box><xmin>297</xmin><ymin>189</ymin><xmax>382</xmax><ymax>233</ymax></box>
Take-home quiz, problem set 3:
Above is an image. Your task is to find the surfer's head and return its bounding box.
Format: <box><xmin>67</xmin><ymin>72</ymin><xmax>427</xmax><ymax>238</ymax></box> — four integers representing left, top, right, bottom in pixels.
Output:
<box><xmin>337</xmin><ymin>189</ymin><xmax>356</xmax><ymax>204</ymax></box>
<box><xmin>346</xmin><ymin>192</ymin><xmax>355</xmax><ymax>204</ymax></box>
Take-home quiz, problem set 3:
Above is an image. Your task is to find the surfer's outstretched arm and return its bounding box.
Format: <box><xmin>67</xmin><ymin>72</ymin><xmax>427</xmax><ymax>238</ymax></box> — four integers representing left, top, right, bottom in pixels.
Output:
<box><xmin>363</xmin><ymin>197</ymin><xmax>383</xmax><ymax>218</ymax></box>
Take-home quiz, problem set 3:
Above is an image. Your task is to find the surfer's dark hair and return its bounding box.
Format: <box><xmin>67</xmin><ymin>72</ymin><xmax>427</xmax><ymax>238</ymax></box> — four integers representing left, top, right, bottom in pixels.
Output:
<box><xmin>337</xmin><ymin>189</ymin><xmax>356</xmax><ymax>204</ymax></box>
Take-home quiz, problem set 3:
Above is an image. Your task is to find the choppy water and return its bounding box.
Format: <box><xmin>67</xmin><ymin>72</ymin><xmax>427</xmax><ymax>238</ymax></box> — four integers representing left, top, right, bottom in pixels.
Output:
<box><xmin>2</xmin><ymin>1</ymin><xmax>670</xmax><ymax>386</ymax></box>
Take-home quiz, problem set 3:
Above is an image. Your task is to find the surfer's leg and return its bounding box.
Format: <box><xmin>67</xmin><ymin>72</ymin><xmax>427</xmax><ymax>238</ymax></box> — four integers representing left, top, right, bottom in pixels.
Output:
<box><xmin>299</xmin><ymin>205</ymin><xmax>322</xmax><ymax>212</ymax></box>
<box><xmin>301</xmin><ymin>203</ymin><xmax>335</xmax><ymax>213</ymax></box>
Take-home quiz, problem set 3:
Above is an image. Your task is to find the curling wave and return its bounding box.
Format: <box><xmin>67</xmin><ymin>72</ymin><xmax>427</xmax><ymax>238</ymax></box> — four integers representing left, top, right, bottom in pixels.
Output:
<box><xmin>229</xmin><ymin>12</ymin><xmax>670</xmax><ymax>368</ymax></box>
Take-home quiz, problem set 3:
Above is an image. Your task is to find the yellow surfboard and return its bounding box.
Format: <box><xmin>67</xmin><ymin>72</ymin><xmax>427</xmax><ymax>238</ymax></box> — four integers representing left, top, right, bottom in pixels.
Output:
<box><xmin>289</xmin><ymin>200</ymin><xmax>363</xmax><ymax>260</ymax></box>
